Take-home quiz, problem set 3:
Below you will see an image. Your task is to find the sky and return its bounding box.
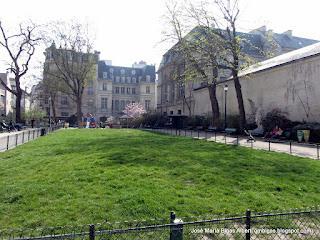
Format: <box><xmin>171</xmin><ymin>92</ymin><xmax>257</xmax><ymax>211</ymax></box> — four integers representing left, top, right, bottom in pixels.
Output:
<box><xmin>1</xmin><ymin>0</ymin><xmax>320</xmax><ymax>87</ymax></box>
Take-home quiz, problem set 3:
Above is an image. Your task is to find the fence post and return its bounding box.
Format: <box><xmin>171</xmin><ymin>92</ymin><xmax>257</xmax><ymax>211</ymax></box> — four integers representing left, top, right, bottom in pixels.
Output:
<box><xmin>268</xmin><ymin>140</ymin><xmax>271</xmax><ymax>151</ymax></box>
<box><xmin>15</xmin><ymin>134</ymin><xmax>18</xmax><ymax>146</ymax></box>
<box><xmin>236</xmin><ymin>135</ymin><xmax>239</xmax><ymax>145</ymax></box>
<box><xmin>185</xmin><ymin>129</ymin><xmax>186</xmax><ymax>136</ymax></box>
<box><xmin>22</xmin><ymin>132</ymin><xmax>24</xmax><ymax>143</ymax></box>
<box><xmin>214</xmin><ymin>131</ymin><xmax>216</xmax><ymax>141</ymax></box>
<box><xmin>33</xmin><ymin>130</ymin><xmax>35</xmax><ymax>139</ymax></box>
<box><xmin>245</xmin><ymin>209</ymin><xmax>251</xmax><ymax>240</ymax></box>
<box><xmin>317</xmin><ymin>144</ymin><xmax>319</xmax><ymax>160</ymax></box>
<box><xmin>197</xmin><ymin>130</ymin><xmax>199</xmax><ymax>138</ymax></box>
<box><xmin>170</xmin><ymin>211</ymin><xmax>183</xmax><ymax>240</ymax></box>
<box><xmin>225</xmin><ymin>133</ymin><xmax>227</xmax><ymax>144</ymax></box>
<box><xmin>6</xmin><ymin>135</ymin><xmax>9</xmax><ymax>150</ymax></box>
<box><xmin>28</xmin><ymin>130</ymin><xmax>30</xmax><ymax>141</ymax></box>
<box><xmin>89</xmin><ymin>224</ymin><xmax>95</xmax><ymax>240</ymax></box>
<box><xmin>289</xmin><ymin>141</ymin><xmax>292</xmax><ymax>154</ymax></box>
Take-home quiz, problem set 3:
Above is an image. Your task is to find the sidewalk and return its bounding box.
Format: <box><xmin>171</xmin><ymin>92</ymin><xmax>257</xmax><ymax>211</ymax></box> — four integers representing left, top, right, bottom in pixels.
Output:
<box><xmin>149</xmin><ymin>128</ymin><xmax>320</xmax><ymax>160</ymax></box>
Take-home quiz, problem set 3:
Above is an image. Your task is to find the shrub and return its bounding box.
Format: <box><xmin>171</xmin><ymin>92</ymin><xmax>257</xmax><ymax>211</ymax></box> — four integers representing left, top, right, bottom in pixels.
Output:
<box><xmin>261</xmin><ymin>109</ymin><xmax>292</xmax><ymax>133</ymax></box>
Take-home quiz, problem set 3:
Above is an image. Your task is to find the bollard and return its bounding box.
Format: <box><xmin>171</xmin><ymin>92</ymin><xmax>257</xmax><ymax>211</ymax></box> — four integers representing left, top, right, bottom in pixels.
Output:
<box><xmin>236</xmin><ymin>135</ymin><xmax>239</xmax><ymax>145</ymax></box>
<box><xmin>185</xmin><ymin>129</ymin><xmax>187</xmax><ymax>136</ymax></box>
<box><xmin>6</xmin><ymin>135</ymin><xmax>9</xmax><ymax>150</ymax></box>
<box><xmin>89</xmin><ymin>224</ymin><xmax>95</xmax><ymax>240</ymax></box>
<box><xmin>170</xmin><ymin>212</ymin><xmax>183</xmax><ymax>240</ymax></box>
<box><xmin>317</xmin><ymin>144</ymin><xmax>319</xmax><ymax>160</ymax></box>
<box><xmin>15</xmin><ymin>134</ymin><xmax>18</xmax><ymax>146</ymax></box>
<box><xmin>28</xmin><ymin>130</ymin><xmax>30</xmax><ymax>141</ymax></box>
<box><xmin>214</xmin><ymin>132</ymin><xmax>217</xmax><ymax>141</ymax></box>
<box><xmin>205</xmin><ymin>131</ymin><xmax>207</xmax><ymax>139</ymax></box>
<box><xmin>198</xmin><ymin>130</ymin><xmax>199</xmax><ymax>138</ymax></box>
<box><xmin>245</xmin><ymin>210</ymin><xmax>251</xmax><ymax>240</ymax></box>
<box><xmin>268</xmin><ymin>140</ymin><xmax>271</xmax><ymax>151</ymax></box>
<box><xmin>22</xmin><ymin>132</ymin><xmax>24</xmax><ymax>143</ymax></box>
<box><xmin>225</xmin><ymin>133</ymin><xmax>227</xmax><ymax>144</ymax></box>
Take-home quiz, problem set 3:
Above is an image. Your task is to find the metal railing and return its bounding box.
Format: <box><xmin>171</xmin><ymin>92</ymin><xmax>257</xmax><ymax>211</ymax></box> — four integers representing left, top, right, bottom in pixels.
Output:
<box><xmin>0</xmin><ymin>125</ymin><xmax>62</xmax><ymax>152</ymax></box>
<box><xmin>145</xmin><ymin>128</ymin><xmax>320</xmax><ymax>160</ymax></box>
<box><xmin>0</xmin><ymin>207</ymin><xmax>319</xmax><ymax>239</ymax></box>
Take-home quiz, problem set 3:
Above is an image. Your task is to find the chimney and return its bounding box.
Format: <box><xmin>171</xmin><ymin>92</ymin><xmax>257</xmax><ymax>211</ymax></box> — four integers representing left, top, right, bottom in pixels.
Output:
<box><xmin>283</xmin><ymin>30</ymin><xmax>293</xmax><ymax>37</ymax></box>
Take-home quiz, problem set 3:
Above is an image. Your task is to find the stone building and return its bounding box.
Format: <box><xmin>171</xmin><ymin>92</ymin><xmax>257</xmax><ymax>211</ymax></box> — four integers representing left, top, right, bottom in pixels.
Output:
<box><xmin>41</xmin><ymin>44</ymin><xmax>156</xmax><ymax>121</ymax></box>
<box><xmin>157</xmin><ymin>26</ymin><xmax>318</xmax><ymax>118</ymax></box>
<box><xmin>216</xmin><ymin>42</ymin><xmax>320</xmax><ymax>123</ymax></box>
<box><xmin>97</xmin><ymin>61</ymin><xmax>156</xmax><ymax>118</ymax></box>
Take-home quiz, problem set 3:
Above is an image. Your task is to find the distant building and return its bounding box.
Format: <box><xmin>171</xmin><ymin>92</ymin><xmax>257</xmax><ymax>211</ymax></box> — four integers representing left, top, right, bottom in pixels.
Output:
<box><xmin>97</xmin><ymin>60</ymin><xmax>156</xmax><ymax>118</ymax></box>
<box><xmin>0</xmin><ymin>72</ymin><xmax>30</xmax><ymax>119</ymax></box>
<box><xmin>40</xmin><ymin>44</ymin><xmax>156</xmax><ymax>121</ymax></box>
<box><xmin>157</xmin><ymin>26</ymin><xmax>319</xmax><ymax>117</ymax></box>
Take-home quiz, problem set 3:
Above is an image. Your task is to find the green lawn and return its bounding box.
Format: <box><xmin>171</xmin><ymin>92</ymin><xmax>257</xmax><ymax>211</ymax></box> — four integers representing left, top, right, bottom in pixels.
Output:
<box><xmin>0</xmin><ymin>129</ymin><xmax>319</xmax><ymax>228</ymax></box>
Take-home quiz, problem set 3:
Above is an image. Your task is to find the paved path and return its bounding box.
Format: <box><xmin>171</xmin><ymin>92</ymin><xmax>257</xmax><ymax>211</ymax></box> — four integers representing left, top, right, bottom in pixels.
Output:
<box><xmin>148</xmin><ymin>128</ymin><xmax>320</xmax><ymax>160</ymax></box>
<box><xmin>0</xmin><ymin>128</ymin><xmax>42</xmax><ymax>152</ymax></box>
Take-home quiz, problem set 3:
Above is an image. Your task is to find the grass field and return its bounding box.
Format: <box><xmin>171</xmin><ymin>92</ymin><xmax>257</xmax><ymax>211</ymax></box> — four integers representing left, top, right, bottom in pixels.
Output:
<box><xmin>0</xmin><ymin>129</ymin><xmax>319</xmax><ymax>228</ymax></box>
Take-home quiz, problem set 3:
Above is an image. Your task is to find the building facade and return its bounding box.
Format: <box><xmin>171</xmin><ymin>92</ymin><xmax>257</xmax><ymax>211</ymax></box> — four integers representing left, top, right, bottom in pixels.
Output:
<box><xmin>157</xmin><ymin>26</ymin><xmax>318</xmax><ymax>118</ymax></box>
<box><xmin>41</xmin><ymin>44</ymin><xmax>156</xmax><ymax>121</ymax></box>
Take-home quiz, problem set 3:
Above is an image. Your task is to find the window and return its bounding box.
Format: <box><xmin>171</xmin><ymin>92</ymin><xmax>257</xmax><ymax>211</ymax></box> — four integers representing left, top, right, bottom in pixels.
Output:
<box><xmin>87</xmin><ymin>100</ymin><xmax>94</xmax><ymax>108</ymax></box>
<box><xmin>178</xmin><ymin>110</ymin><xmax>182</xmax><ymax>115</ymax></box>
<box><xmin>61</xmin><ymin>96</ymin><xmax>68</xmax><ymax>105</ymax></box>
<box><xmin>115</xmin><ymin>100</ymin><xmax>119</xmax><ymax>111</ymax></box>
<box><xmin>132</xmin><ymin>77</ymin><xmax>136</xmax><ymax>83</ymax></box>
<box><xmin>121</xmin><ymin>87</ymin><xmax>125</xmax><ymax>94</ymax></box>
<box><xmin>132</xmin><ymin>88</ymin><xmax>136</xmax><ymax>95</ymax></box>
<box><xmin>87</xmin><ymin>88</ymin><xmax>94</xmax><ymax>95</ymax></box>
<box><xmin>116</xmin><ymin>76</ymin><xmax>120</xmax><ymax>83</ymax></box>
<box><xmin>120</xmin><ymin>100</ymin><xmax>125</xmax><ymax>110</ymax></box>
<box><xmin>44</xmin><ymin>97</ymin><xmax>49</xmax><ymax>104</ymax></box>
<box><xmin>101</xmin><ymin>97</ymin><xmax>108</xmax><ymax>109</ymax></box>
<box><xmin>127</xmin><ymin>77</ymin><xmax>131</xmax><ymax>83</ymax></box>
<box><xmin>146</xmin><ymin>75</ymin><xmax>151</xmax><ymax>82</ymax></box>
<box><xmin>132</xmin><ymin>70</ymin><xmax>136</xmax><ymax>75</ymax></box>
<box><xmin>126</xmin><ymin>88</ymin><xmax>130</xmax><ymax>94</ymax></box>
<box><xmin>121</xmin><ymin>77</ymin><xmax>125</xmax><ymax>83</ymax></box>
<box><xmin>115</xmin><ymin>87</ymin><xmax>120</xmax><ymax>94</ymax></box>
<box><xmin>61</xmin><ymin>112</ymin><xmax>69</xmax><ymax>117</ymax></box>
<box><xmin>146</xmin><ymin>86</ymin><xmax>150</xmax><ymax>94</ymax></box>
<box><xmin>121</xmin><ymin>69</ymin><xmax>125</xmax><ymax>75</ymax></box>
<box><xmin>109</xmin><ymin>68</ymin><xmax>114</xmax><ymax>73</ymax></box>
<box><xmin>103</xmin><ymin>72</ymin><xmax>108</xmax><ymax>79</ymax></box>
<box><xmin>102</xmin><ymin>83</ymin><xmax>107</xmax><ymax>91</ymax></box>
<box><xmin>145</xmin><ymin>100</ymin><xmax>151</xmax><ymax>111</ymax></box>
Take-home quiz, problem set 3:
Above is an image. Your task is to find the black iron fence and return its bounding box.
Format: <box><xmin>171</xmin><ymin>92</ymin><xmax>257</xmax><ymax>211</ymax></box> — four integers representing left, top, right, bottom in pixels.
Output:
<box><xmin>146</xmin><ymin>128</ymin><xmax>320</xmax><ymax>160</ymax></box>
<box><xmin>0</xmin><ymin>207</ymin><xmax>319</xmax><ymax>239</ymax></box>
<box><xmin>0</xmin><ymin>125</ymin><xmax>62</xmax><ymax>152</ymax></box>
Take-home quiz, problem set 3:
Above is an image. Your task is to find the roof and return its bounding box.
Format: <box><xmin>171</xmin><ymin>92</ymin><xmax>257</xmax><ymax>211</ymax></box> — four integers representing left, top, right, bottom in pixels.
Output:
<box><xmin>239</xmin><ymin>42</ymin><xmax>320</xmax><ymax>77</ymax></box>
<box><xmin>158</xmin><ymin>26</ymin><xmax>319</xmax><ymax>71</ymax></box>
<box><xmin>98</xmin><ymin>61</ymin><xmax>156</xmax><ymax>82</ymax></box>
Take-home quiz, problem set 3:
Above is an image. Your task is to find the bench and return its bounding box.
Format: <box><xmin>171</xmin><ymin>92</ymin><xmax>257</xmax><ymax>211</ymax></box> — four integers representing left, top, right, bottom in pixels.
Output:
<box><xmin>225</xmin><ymin>128</ymin><xmax>237</xmax><ymax>135</ymax></box>
<box><xmin>207</xmin><ymin>127</ymin><xmax>219</xmax><ymax>132</ymax></box>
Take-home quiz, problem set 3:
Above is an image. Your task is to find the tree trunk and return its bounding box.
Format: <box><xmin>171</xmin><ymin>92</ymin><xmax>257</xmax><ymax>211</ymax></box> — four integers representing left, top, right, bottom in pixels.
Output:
<box><xmin>15</xmin><ymin>92</ymin><xmax>22</xmax><ymax>123</ymax></box>
<box><xmin>76</xmin><ymin>96</ymin><xmax>82</xmax><ymax>125</ymax></box>
<box><xmin>233</xmin><ymin>73</ymin><xmax>246</xmax><ymax>132</ymax></box>
<box><xmin>50</xmin><ymin>97</ymin><xmax>57</xmax><ymax>123</ymax></box>
<box><xmin>208</xmin><ymin>84</ymin><xmax>220</xmax><ymax>127</ymax></box>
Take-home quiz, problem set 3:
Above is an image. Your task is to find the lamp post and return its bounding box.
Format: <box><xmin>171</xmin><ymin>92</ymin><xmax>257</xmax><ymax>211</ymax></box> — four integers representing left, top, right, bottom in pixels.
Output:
<box><xmin>224</xmin><ymin>84</ymin><xmax>228</xmax><ymax>130</ymax></box>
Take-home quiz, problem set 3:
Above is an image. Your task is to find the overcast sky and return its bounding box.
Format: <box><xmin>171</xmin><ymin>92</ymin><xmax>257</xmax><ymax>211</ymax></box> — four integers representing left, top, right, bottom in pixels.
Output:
<box><xmin>1</xmin><ymin>0</ymin><xmax>320</xmax><ymax>86</ymax></box>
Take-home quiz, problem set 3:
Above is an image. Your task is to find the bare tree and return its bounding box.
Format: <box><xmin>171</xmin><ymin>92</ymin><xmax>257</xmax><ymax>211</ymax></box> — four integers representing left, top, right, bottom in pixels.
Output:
<box><xmin>43</xmin><ymin>20</ymin><xmax>97</xmax><ymax>123</ymax></box>
<box><xmin>0</xmin><ymin>21</ymin><xmax>41</xmax><ymax>122</ymax></box>
<box><xmin>163</xmin><ymin>1</ymin><xmax>224</xmax><ymax>126</ymax></box>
